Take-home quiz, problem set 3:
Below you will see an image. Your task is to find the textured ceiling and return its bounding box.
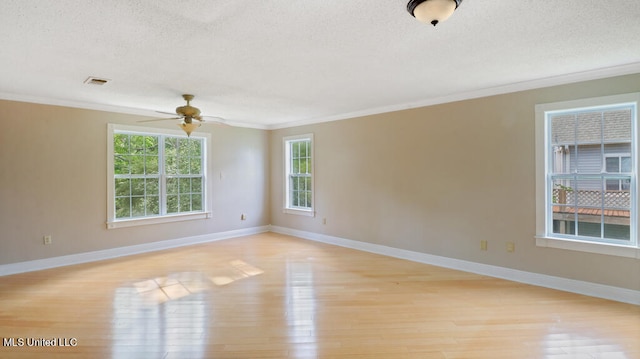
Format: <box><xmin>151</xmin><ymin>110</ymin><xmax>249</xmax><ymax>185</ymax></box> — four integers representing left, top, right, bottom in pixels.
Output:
<box><xmin>1</xmin><ymin>1</ymin><xmax>640</xmax><ymax>129</ymax></box>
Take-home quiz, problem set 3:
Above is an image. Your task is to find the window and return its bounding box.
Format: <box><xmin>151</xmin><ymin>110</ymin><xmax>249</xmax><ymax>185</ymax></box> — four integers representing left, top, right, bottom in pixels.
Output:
<box><xmin>535</xmin><ymin>93</ymin><xmax>640</xmax><ymax>257</ymax></box>
<box><xmin>283</xmin><ymin>134</ymin><xmax>314</xmax><ymax>216</ymax></box>
<box><xmin>107</xmin><ymin>124</ymin><xmax>210</xmax><ymax>228</ymax></box>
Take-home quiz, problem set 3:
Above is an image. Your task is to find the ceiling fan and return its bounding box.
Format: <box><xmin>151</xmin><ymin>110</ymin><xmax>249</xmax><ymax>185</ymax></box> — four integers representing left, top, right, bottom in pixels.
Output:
<box><xmin>140</xmin><ymin>94</ymin><xmax>226</xmax><ymax>136</ymax></box>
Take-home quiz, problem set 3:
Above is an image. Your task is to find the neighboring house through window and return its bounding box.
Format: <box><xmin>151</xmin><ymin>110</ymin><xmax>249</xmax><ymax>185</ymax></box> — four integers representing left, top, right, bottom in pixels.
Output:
<box><xmin>106</xmin><ymin>124</ymin><xmax>210</xmax><ymax>229</ymax></box>
<box><xmin>283</xmin><ymin>134</ymin><xmax>314</xmax><ymax>216</ymax></box>
<box><xmin>535</xmin><ymin>93</ymin><xmax>640</xmax><ymax>257</ymax></box>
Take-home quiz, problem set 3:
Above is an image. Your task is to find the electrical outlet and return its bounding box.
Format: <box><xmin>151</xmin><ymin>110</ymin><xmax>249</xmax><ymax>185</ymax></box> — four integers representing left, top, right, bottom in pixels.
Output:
<box><xmin>43</xmin><ymin>235</ymin><xmax>52</xmax><ymax>245</ymax></box>
<box><xmin>240</xmin><ymin>214</ymin><xmax>247</xmax><ymax>220</ymax></box>
<box><xmin>480</xmin><ymin>240</ymin><xmax>488</xmax><ymax>251</ymax></box>
<box><xmin>506</xmin><ymin>242</ymin><xmax>515</xmax><ymax>252</ymax></box>
<box><xmin>322</xmin><ymin>218</ymin><xmax>327</xmax><ymax>225</ymax></box>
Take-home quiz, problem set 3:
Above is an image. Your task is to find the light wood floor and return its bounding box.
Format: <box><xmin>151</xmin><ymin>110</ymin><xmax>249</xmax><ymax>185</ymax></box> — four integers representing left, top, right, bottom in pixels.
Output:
<box><xmin>0</xmin><ymin>233</ymin><xmax>638</xmax><ymax>359</ymax></box>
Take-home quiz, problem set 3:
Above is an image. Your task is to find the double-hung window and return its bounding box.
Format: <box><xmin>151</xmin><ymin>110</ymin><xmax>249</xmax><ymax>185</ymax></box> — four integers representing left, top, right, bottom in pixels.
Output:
<box><xmin>107</xmin><ymin>124</ymin><xmax>210</xmax><ymax>228</ymax></box>
<box><xmin>535</xmin><ymin>93</ymin><xmax>640</xmax><ymax>257</ymax></box>
<box><xmin>283</xmin><ymin>134</ymin><xmax>314</xmax><ymax>216</ymax></box>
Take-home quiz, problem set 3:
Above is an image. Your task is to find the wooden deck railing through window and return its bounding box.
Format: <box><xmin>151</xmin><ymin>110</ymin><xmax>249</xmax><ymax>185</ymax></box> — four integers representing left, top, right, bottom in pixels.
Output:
<box><xmin>553</xmin><ymin>189</ymin><xmax>630</xmax><ymax>218</ymax></box>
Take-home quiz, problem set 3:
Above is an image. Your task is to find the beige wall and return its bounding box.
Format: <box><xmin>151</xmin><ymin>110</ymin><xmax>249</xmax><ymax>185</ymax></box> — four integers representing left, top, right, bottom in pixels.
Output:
<box><xmin>0</xmin><ymin>100</ymin><xmax>270</xmax><ymax>265</ymax></box>
<box><xmin>270</xmin><ymin>73</ymin><xmax>640</xmax><ymax>291</ymax></box>
<box><xmin>2</xmin><ymin>73</ymin><xmax>639</xmax><ymax>291</ymax></box>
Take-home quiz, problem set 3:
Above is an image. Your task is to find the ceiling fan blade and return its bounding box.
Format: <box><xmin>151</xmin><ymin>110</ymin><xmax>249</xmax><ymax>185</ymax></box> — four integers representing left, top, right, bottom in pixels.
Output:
<box><xmin>156</xmin><ymin>110</ymin><xmax>179</xmax><ymax>116</ymax></box>
<box><xmin>138</xmin><ymin>117</ymin><xmax>182</xmax><ymax>123</ymax></box>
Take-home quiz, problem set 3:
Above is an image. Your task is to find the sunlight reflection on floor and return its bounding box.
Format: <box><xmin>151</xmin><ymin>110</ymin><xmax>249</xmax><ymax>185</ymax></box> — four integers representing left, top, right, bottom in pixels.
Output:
<box><xmin>111</xmin><ymin>260</ymin><xmax>265</xmax><ymax>358</ymax></box>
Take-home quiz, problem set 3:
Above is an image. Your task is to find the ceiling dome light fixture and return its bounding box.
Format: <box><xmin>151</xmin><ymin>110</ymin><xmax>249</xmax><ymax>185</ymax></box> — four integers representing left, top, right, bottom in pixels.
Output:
<box><xmin>407</xmin><ymin>0</ymin><xmax>463</xmax><ymax>26</ymax></box>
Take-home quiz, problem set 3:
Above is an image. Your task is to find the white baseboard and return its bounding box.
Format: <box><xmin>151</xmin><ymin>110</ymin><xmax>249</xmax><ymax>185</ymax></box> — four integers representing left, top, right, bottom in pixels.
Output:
<box><xmin>0</xmin><ymin>226</ymin><xmax>270</xmax><ymax>276</ymax></box>
<box><xmin>270</xmin><ymin>226</ymin><xmax>640</xmax><ymax>306</ymax></box>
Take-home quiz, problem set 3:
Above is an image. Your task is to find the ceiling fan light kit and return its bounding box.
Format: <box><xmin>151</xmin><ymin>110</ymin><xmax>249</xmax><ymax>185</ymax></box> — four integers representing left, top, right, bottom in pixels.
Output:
<box><xmin>178</xmin><ymin>121</ymin><xmax>201</xmax><ymax>137</ymax></box>
<box><xmin>407</xmin><ymin>0</ymin><xmax>462</xmax><ymax>26</ymax></box>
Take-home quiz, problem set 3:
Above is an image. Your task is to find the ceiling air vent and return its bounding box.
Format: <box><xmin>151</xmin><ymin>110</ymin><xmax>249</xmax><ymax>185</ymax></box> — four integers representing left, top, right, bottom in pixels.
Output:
<box><xmin>84</xmin><ymin>76</ymin><xmax>110</xmax><ymax>85</ymax></box>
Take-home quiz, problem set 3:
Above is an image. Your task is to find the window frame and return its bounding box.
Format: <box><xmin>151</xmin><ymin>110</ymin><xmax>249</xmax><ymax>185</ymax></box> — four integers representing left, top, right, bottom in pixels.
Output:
<box><xmin>283</xmin><ymin>133</ymin><xmax>315</xmax><ymax>217</ymax></box>
<box><xmin>106</xmin><ymin>124</ymin><xmax>211</xmax><ymax>229</ymax></box>
<box><xmin>535</xmin><ymin>93</ymin><xmax>640</xmax><ymax>258</ymax></box>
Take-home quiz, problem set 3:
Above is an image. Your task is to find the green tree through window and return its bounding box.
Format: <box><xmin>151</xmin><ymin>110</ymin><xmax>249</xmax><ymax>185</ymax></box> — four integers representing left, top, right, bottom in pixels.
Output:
<box><xmin>113</xmin><ymin>131</ymin><xmax>205</xmax><ymax>220</ymax></box>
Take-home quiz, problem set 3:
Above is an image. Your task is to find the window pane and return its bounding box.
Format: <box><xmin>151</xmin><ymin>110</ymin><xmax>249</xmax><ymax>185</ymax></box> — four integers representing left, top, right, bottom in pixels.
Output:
<box><xmin>604</xmin><ymin>223</ymin><xmax>630</xmax><ymax>240</ymax></box>
<box><xmin>192</xmin><ymin>178</ymin><xmax>202</xmax><ymax>193</ymax></box>
<box><xmin>131</xmin><ymin>197</ymin><xmax>145</xmax><ymax>217</ymax></box>
<box><xmin>551</xmin><ymin>178</ymin><xmax>575</xmax><ymax>236</ymax></box>
<box><xmin>292</xmin><ymin>142</ymin><xmax>300</xmax><ymax>158</ymax></box>
<box><xmin>550</xmin><ymin>114</ymin><xmax>576</xmax><ymax>146</ymax></box>
<box><xmin>192</xmin><ymin>194</ymin><xmax>202</xmax><ymax>211</ymax></box>
<box><xmin>165</xmin><ymin>137</ymin><xmax>177</xmax><ymax>156</ymax></box>
<box><xmin>292</xmin><ymin>159</ymin><xmax>300</xmax><ymax>174</ymax></box>
<box><xmin>576</xmin><ymin>111</ymin><xmax>602</xmax><ymax>144</ymax></box>
<box><xmin>114</xmin><ymin>155</ymin><xmax>129</xmax><ymax>174</ymax></box>
<box><xmin>299</xmin><ymin>141</ymin><xmax>307</xmax><ymax>157</ymax></box>
<box><xmin>603</xmin><ymin>177</ymin><xmax>630</xmax><ymax>240</ymax></box>
<box><xmin>179</xmin><ymin>178</ymin><xmax>191</xmax><ymax>193</ymax></box>
<box><xmin>115</xmin><ymin>179</ymin><xmax>130</xmax><ymax>197</ymax></box>
<box><xmin>572</xmin><ymin>178</ymin><xmax>603</xmax><ymax>239</ymax></box>
<box><xmin>574</xmin><ymin>178</ymin><xmax>602</xmax><ymax>207</ymax></box>
<box><xmin>305</xmin><ymin>177</ymin><xmax>312</xmax><ymax>192</ymax></box>
<box><xmin>190</xmin><ymin>157</ymin><xmax>201</xmax><ymax>174</ymax></box>
<box><xmin>553</xmin><ymin>219</ymin><xmax>575</xmax><ymax>235</ymax></box>
<box><xmin>131</xmin><ymin>178</ymin><xmax>145</xmax><ymax>196</ymax></box>
<box><xmin>114</xmin><ymin>134</ymin><xmax>130</xmax><ymax>154</ymax></box>
<box><xmin>178</xmin><ymin>156</ymin><xmax>190</xmax><ymax>174</ymax></box>
<box><xmin>179</xmin><ymin>194</ymin><xmax>191</xmax><ymax>212</ymax></box>
<box><xmin>145</xmin><ymin>136</ymin><xmax>158</xmax><ymax>155</ymax></box>
<box><xmin>603</xmin><ymin>109</ymin><xmax>632</xmax><ymax>142</ymax></box>
<box><xmin>306</xmin><ymin>192</ymin><xmax>312</xmax><ymax>207</ymax></box>
<box><xmin>146</xmin><ymin>178</ymin><xmax>159</xmax><ymax>195</ymax></box>
<box><xmin>130</xmin><ymin>135</ymin><xmax>145</xmax><ymax>155</ymax></box>
<box><xmin>576</xmin><ymin>221</ymin><xmax>601</xmax><ymax>239</ymax></box>
<box><xmin>573</xmin><ymin>144</ymin><xmax>601</xmax><ymax>174</ymax></box>
<box><xmin>191</xmin><ymin>140</ymin><xmax>202</xmax><ymax>157</ymax></box>
<box><xmin>178</xmin><ymin>139</ymin><xmax>190</xmax><ymax>158</ymax></box>
<box><xmin>166</xmin><ymin>178</ymin><xmax>179</xmax><ymax>194</ymax></box>
<box><xmin>145</xmin><ymin>156</ymin><xmax>158</xmax><ymax>174</ymax></box>
<box><xmin>167</xmin><ymin>195</ymin><xmax>178</xmax><ymax>213</ymax></box>
<box><xmin>552</xmin><ymin>178</ymin><xmax>574</xmax><ymax>205</ymax></box>
<box><xmin>165</xmin><ymin>155</ymin><xmax>177</xmax><ymax>175</ymax></box>
<box><xmin>130</xmin><ymin>155</ymin><xmax>145</xmax><ymax>174</ymax></box>
<box><xmin>115</xmin><ymin>197</ymin><xmax>130</xmax><ymax>219</ymax></box>
<box><xmin>146</xmin><ymin>196</ymin><xmax>159</xmax><ymax>216</ymax></box>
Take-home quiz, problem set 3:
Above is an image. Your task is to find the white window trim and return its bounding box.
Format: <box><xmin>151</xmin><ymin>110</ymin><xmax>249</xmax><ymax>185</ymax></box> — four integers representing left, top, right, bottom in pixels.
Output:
<box><xmin>106</xmin><ymin>124</ymin><xmax>211</xmax><ymax>229</ymax></box>
<box><xmin>283</xmin><ymin>133</ymin><xmax>315</xmax><ymax>217</ymax></box>
<box><xmin>535</xmin><ymin>93</ymin><xmax>640</xmax><ymax>258</ymax></box>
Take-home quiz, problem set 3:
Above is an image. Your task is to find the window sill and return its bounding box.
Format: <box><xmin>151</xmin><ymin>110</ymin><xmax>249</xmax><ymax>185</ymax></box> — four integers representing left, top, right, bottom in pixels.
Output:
<box><xmin>535</xmin><ymin>236</ymin><xmax>640</xmax><ymax>259</ymax></box>
<box><xmin>106</xmin><ymin>212</ymin><xmax>212</xmax><ymax>229</ymax></box>
<box><xmin>283</xmin><ymin>208</ymin><xmax>315</xmax><ymax>217</ymax></box>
